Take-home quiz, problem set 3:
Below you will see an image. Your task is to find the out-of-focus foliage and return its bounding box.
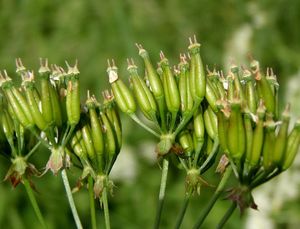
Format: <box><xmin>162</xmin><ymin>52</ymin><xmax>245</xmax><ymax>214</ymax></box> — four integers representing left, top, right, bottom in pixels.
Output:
<box><xmin>0</xmin><ymin>0</ymin><xmax>300</xmax><ymax>228</ymax></box>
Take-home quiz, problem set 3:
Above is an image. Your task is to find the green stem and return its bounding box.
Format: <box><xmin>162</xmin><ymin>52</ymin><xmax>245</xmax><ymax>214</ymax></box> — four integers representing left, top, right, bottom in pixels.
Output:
<box><xmin>216</xmin><ymin>202</ymin><xmax>237</xmax><ymax>229</ymax></box>
<box><xmin>102</xmin><ymin>186</ymin><xmax>111</xmax><ymax>229</ymax></box>
<box><xmin>250</xmin><ymin>169</ymin><xmax>281</xmax><ymax>189</ymax></box>
<box><xmin>193</xmin><ymin>167</ymin><xmax>232</xmax><ymax>229</ymax></box>
<box><xmin>61</xmin><ymin>169</ymin><xmax>83</xmax><ymax>229</ymax></box>
<box><xmin>158</xmin><ymin>99</ymin><xmax>167</xmax><ymax>132</ymax></box>
<box><xmin>7</xmin><ymin>138</ymin><xmax>18</xmax><ymax>158</ymax></box>
<box><xmin>199</xmin><ymin>139</ymin><xmax>219</xmax><ymax>172</ymax></box>
<box><xmin>25</xmin><ymin>141</ymin><xmax>42</xmax><ymax>160</ymax></box>
<box><xmin>173</xmin><ymin>101</ymin><xmax>200</xmax><ymax>137</ymax></box>
<box><xmin>169</xmin><ymin>111</ymin><xmax>178</xmax><ymax>132</ymax></box>
<box><xmin>62</xmin><ymin>125</ymin><xmax>75</xmax><ymax>147</ymax></box>
<box><xmin>30</xmin><ymin>128</ymin><xmax>51</xmax><ymax>148</ymax></box>
<box><xmin>130</xmin><ymin>114</ymin><xmax>160</xmax><ymax>138</ymax></box>
<box><xmin>23</xmin><ymin>178</ymin><xmax>47</xmax><ymax>229</ymax></box>
<box><xmin>193</xmin><ymin>141</ymin><xmax>204</xmax><ymax>168</ymax></box>
<box><xmin>154</xmin><ymin>158</ymin><xmax>169</xmax><ymax>229</ymax></box>
<box><xmin>88</xmin><ymin>176</ymin><xmax>97</xmax><ymax>229</ymax></box>
<box><xmin>174</xmin><ymin>191</ymin><xmax>191</xmax><ymax>229</ymax></box>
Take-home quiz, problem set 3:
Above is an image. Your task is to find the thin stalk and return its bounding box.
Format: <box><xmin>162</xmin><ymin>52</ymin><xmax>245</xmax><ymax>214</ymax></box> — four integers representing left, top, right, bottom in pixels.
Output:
<box><xmin>173</xmin><ymin>101</ymin><xmax>200</xmax><ymax>137</ymax></box>
<box><xmin>216</xmin><ymin>202</ymin><xmax>237</xmax><ymax>229</ymax></box>
<box><xmin>30</xmin><ymin>128</ymin><xmax>51</xmax><ymax>148</ymax></box>
<box><xmin>15</xmin><ymin>122</ymin><xmax>22</xmax><ymax>155</ymax></box>
<box><xmin>174</xmin><ymin>191</ymin><xmax>191</xmax><ymax>229</ymax></box>
<box><xmin>130</xmin><ymin>114</ymin><xmax>160</xmax><ymax>138</ymax></box>
<box><xmin>154</xmin><ymin>158</ymin><xmax>169</xmax><ymax>229</ymax></box>
<box><xmin>193</xmin><ymin>141</ymin><xmax>204</xmax><ymax>168</ymax></box>
<box><xmin>250</xmin><ymin>169</ymin><xmax>281</xmax><ymax>189</ymax></box>
<box><xmin>23</xmin><ymin>178</ymin><xmax>47</xmax><ymax>229</ymax></box>
<box><xmin>88</xmin><ymin>176</ymin><xmax>97</xmax><ymax>229</ymax></box>
<box><xmin>169</xmin><ymin>112</ymin><xmax>178</xmax><ymax>132</ymax></box>
<box><xmin>193</xmin><ymin>167</ymin><xmax>232</xmax><ymax>229</ymax></box>
<box><xmin>158</xmin><ymin>99</ymin><xmax>167</xmax><ymax>132</ymax></box>
<box><xmin>102</xmin><ymin>186</ymin><xmax>111</xmax><ymax>229</ymax></box>
<box><xmin>61</xmin><ymin>169</ymin><xmax>83</xmax><ymax>229</ymax></box>
<box><xmin>199</xmin><ymin>139</ymin><xmax>219</xmax><ymax>172</ymax></box>
<box><xmin>179</xmin><ymin>158</ymin><xmax>189</xmax><ymax>172</ymax></box>
<box><xmin>25</xmin><ymin>141</ymin><xmax>42</xmax><ymax>160</ymax></box>
<box><xmin>7</xmin><ymin>138</ymin><xmax>18</xmax><ymax>158</ymax></box>
<box><xmin>62</xmin><ymin>125</ymin><xmax>75</xmax><ymax>147</ymax></box>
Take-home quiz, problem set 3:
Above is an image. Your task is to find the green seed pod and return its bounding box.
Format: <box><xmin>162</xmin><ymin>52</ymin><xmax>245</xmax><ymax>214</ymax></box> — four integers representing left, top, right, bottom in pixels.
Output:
<box><xmin>230</xmin><ymin>64</ymin><xmax>246</xmax><ymax>106</ymax></box>
<box><xmin>207</xmin><ymin>67</ymin><xmax>226</xmax><ymax>100</ymax></box>
<box><xmin>38</xmin><ymin>60</ymin><xmax>54</xmax><ymax>125</ymax></box>
<box><xmin>107</xmin><ymin>60</ymin><xmax>136</xmax><ymax>114</ymax></box>
<box><xmin>178</xmin><ymin>55</ymin><xmax>193</xmax><ymax>117</ymax></box>
<box><xmin>102</xmin><ymin>90</ymin><xmax>122</xmax><ymax>151</ymax></box>
<box><xmin>227</xmin><ymin>73</ymin><xmax>235</xmax><ymax>102</ymax></box>
<box><xmin>193</xmin><ymin>106</ymin><xmax>205</xmax><ymax>142</ymax></box>
<box><xmin>178</xmin><ymin>130</ymin><xmax>194</xmax><ymax>157</ymax></box>
<box><xmin>2</xmin><ymin>109</ymin><xmax>14</xmax><ymax>141</ymax></box>
<box><xmin>54</xmin><ymin>66</ymin><xmax>68</xmax><ymax>124</ymax></box>
<box><xmin>22</xmin><ymin>72</ymin><xmax>48</xmax><ymax>131</ymax></box>
<box><xmin>282</xmin><ymin>120</ymin><xmax>300</xmax><ymax>170</ymax></box>
<box><xmin>249</xmin><ymin>101</ymin><xmax>266</xmax><ymax>167</ymax></box>
<box><xmin>76</xmin><ymin>129</ymin><xmax>88</xmax><ymax>161</ymax></box>
<box><xmin>242</xmin><ymin>69</ymin><xmax>257</xmax><ymax>114</ymax></box>
<box><xmin>136</xmin><ymin>45</ymin><xmax>167</xmax><ymax>130</ymax></box>
<box><xmin>251</xmin><ymin>60</ymin><xmax>275</xmax><ymax>116</ymax></box>
<box><xmin>0</xmin><ymin>72</ymin><xmax>34</xmax><ymax>128</ymax></box>
<box><xmin>127</xmin><ymin>59</ymin><xmax>157</xmax><ymax>121</ymax></box>
<box><xmin>193</xmin><ymin>106</ymin><xmax>205</xmax><ymax>155</ymax></box>
<box><xmin>160</xmin><ymin>52</ymin><xmax>180</xmax><ymax>114</ymax></box>
<box><xmin>65</xmin><ymin>60</ymin><xmax>80</xmax><ymax>126</ymax></box>
<box><xmin>188</xmin><ymin>36</ymin><xmax>206</xmax><ymax>102</ymax></box>
<box><xmin>244</xmin><ymin>111</ymin><xmax>254</xmax><ymax>164</ymax></box>
<box><xmin>262</xmin><ymin>115</ymin><xmax>276</xmax><ymax>169</ymax></box>
<box><xmin>136</xmin><ymin>44</ymin><xmax>164</xmax><ymax>100</ymax></box>
<box><xmin>227</xmin><ymin>99</ymin><xmax>246</xmax><ymax>161</ymax></box>
<box><xmin>205</xmin><ymin>136</ymin><xmax>214</xmax><ymax>156</ymax></box>
<box><xmin>205</xmin><ymin>78</ymin><xmax>218</xmax><ymax>112</ymax></box>
<box><xmin>273</xmin><ymin>104</ymin><xmax>290</xmax><ymax>165</ymax></box>
<box><xmin>81</xmin><ymin>124</ymin><xmax>96</xmax><ymax>161</ymax></box>
<box><xmin>71</xmin><ymin>133</ymin><xmax>87</xmax><ymax>161</ymax></box>
<box><xmin>49</xmin><ymin>79</ymin><xmax>62</xmax><ymax>127</ymax></box>
<box><xmin>100</xmin><ymin>111</ymin><xmax>116</xmax><ymax>166</ymax></box>
<box><xmin>216</xmin><ymin>100</ymin><xmax>229</xmax><ymax>152</ymax></box>
<box><xmin>204</xmin><ymin>106</ymin><xmax>218</xmax><ymax>140</ymax></box>
<box><xmin>266</xmin><ymin>68</ymin><xmax>279</xmax><ymax>119</ymax></box>
<box><xmin>10</xmin><ymin>86</ymin><xmax>34</xmax><ymax>125</ymax></box>
<box><xmin>86</xmin><ymin>94</ymin><xmax>104</xmax><ymax>171</ymax></box>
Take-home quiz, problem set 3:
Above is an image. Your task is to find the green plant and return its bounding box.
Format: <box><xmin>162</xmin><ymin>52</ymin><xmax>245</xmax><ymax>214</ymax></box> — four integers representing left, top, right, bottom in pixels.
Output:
<box><xmin>0</xmin><ymin>36</ymin><xmax>299</xmax><ymax>229</ymax></box>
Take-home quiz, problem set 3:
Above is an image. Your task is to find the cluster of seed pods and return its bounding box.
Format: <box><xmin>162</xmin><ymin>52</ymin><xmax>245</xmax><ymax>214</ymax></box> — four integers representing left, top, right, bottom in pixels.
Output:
<box><xmin>107</xmin><ymin>36</ymin><xmax>300</xmax><ymax>200</ymax></box>
<box><xmin>0</xmin><ymin>59</ymin><xmax>121</xmax><ymax>197</ymax></box>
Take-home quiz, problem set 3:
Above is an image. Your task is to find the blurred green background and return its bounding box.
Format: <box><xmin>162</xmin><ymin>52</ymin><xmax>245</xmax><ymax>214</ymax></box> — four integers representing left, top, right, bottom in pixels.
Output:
<box><xmin>1</xmin><ymin>0</ymin><xmax>300</xmax><ymax>228</ymax></box>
